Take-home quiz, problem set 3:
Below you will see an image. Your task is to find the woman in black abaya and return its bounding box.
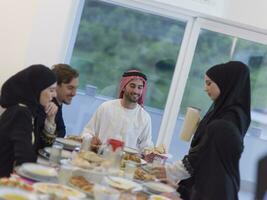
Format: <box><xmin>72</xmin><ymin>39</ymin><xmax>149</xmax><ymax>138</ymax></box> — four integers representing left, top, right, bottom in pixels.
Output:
<box><xmin>152</xmin><ymin>61</ymin><xmax>251</xmax><ymax>200</ymax></box>
<box><xmin>0</xmin><ymin>65</ymin><xmax>57</xmax><ymax>177</ymax></box>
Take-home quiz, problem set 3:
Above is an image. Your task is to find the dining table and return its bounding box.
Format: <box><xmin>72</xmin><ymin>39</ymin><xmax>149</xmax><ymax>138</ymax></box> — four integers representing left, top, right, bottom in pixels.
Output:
<box><xmin>1</xmin><ymin>138</ymin><xmax>182</xmax><ymax>200</ymax></box>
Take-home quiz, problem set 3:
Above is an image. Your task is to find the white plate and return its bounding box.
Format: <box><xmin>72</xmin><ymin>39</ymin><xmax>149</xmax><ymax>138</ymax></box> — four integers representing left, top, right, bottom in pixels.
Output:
<box><xmin>143</xmin><ymin>182</ymin><xmax>176</xmax><ymax>194</ymax></box>
<box><xmin>0</xmin><ymin>187</ymin><xmax>38</xmax><ymax>200</ymax></box>
<box><xmin>15</xmin><ymin>166</ymin><xmax>57</xmax><ymax>183</ymax></box>
<box><xmin>123</xmin><ymin>146</ymin><xmax>139</xmax><ymax>154</ymax></box>
<box><xmin>20</xmin><ymin>163</ymin><xmax>58</xmax><ymax>180</ymax></box>
<box><xmin>33</xmin><ymin>182</ymin><xmax>86</xmax><ymax>198</ymax></box>
<box><xmin>104</xmin><ymin>176</ymin><xmax>142</xmax><ymax>191</ymax></box>
<box><xmin>149</xmin><ymin>194</ymin><xmax>172</xmax><ymax>200</ymax></box>
<box><xmin>44</xmin><ymin>147</ymin><xmax>72</xmax><ymax>159</ymax></box>
<box><xmin>56</xmin><ymin>138</ymin><xmax>81</xmax><ymax>149</ymax></box>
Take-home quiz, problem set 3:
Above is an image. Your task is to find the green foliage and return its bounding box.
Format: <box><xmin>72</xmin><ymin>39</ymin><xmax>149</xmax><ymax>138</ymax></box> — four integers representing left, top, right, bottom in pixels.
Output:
<box><xmin>71</xmin><ymin>0</ymin><xmax>267</xmax><ymax>115</ymax></box>
<box><xmin>71</xmin><ymin>0</ymin><xmax>185</xmax><ymax>109</ymax></box>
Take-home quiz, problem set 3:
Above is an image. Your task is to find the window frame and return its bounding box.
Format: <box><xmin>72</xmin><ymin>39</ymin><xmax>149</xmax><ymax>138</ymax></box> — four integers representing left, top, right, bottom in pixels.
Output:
<box><xmin>65</xmin><ymin>0</ymin><xmax>267</xmax><ymax>151</ymax></box>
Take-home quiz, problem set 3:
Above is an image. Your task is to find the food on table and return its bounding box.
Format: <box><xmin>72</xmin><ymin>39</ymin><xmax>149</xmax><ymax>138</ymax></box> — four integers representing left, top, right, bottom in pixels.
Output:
<box><xmin>121</xmin><ymin>153</ymin><xmax>141</xmax><ymax>168</ymax></box>
<box><xmin>0</xmin><ymin>188</ymin><xmax>37</xmax><ymax>200</ymax></box>
<box><xmin>66</xmin><ymin>135</ymin><xmax>83</xmax><ymax>143</ymax></box>
<box><xmin>134</xmin><ymin>167</ymin><xmax>155</xmax><ymax>181</ymax></box>
<box><xmin>0</xmin><ymin>193</ymin><xmax>28</xmax><ymax>200</ymax></box>
<box><xmin>71</xmin><ymin>156</ymin><xmax>93</xmax><ymax>169</ymax></box>
<box><xmin>70</xmin><ymin>151</ymin><xmax>108</xmax><ymax>169</ymax></box>
<box><xmin>143</xmin><ymin>145</ymin><xmax>168</xmax><ymax>163</ymax></box>
<box><xmin>143</xmin><ymin>182</ymin><xmax>176</xmax><ymax>193</ymax></box>
<box><xmin>144</xmin><ymin>144</ymin><xmax>166</xmax><ymax>155</ymax></box>
<box><xmin>21</xmin><ymin>163</ymin><xmax>58</xmax><ymax>178</ymax></box>
<box><xmin>149</xmin><ymin>194</ymin><xmax>172</xmax><ymax>200</ymax></box>
<box><xmin>0</xmin><ymin>177</ymin><xmax>33</xmax><ymax>191</ymax></box>
<box><xmin>78</xmin><ymin>151</ymin><xmax>105</xmax><ymax>164</ymax></box>
<box><xmin>123</xmin><ymin>153</ymin><xmax>141</xmax><ymax>163</ymax></box>
<box><xmin>33</xmin><ymin>182</ymin><xmax>86</xmax><ymax>198</ymax></box>
<box><xmin>69</xmin><ymin>176</ymin><xmax>94</xmax><ymax>193</ymax></box>
<box><xmin>105</xmin><ymin>176</ymin><xmax>142</xmax><ymax>191</ymax></box>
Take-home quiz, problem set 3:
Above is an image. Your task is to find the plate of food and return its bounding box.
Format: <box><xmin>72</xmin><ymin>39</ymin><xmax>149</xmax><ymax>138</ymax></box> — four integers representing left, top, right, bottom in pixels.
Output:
<box><xmin>68</xmin><ymin>176</ymin><xmax>94</xmax><ymax>197</ymax></box>
<box><xmin>56</xmin><ymin>137</ymin><xmax>81</xmax><ymax>150</ymax></box>
<box><xmin>143</xmin><ymin>182</ymin><xmax>175</xmax><ymax>194</ymax></box>
<box><xmin>149</xmin><ymin>194</ymin><xmax>172</xmax><ymax>200</ymax></box>
<box><xmin>134</xmin><ymin>167</ymin><xmax>155</xmax><ymax>181</ymax></box>
<box><xmin>123</xmin><ymin>146</ymin><xmax>139</xmax><ymax>154</ymax></box>
<box><xmin>0</xmin><ymin>177</ymin><xmax>33</xmax><ymax>191</ymax></box>
<box><xmin>43</xmin><ymin>147</ymin><xmax>72</xmax><ymax>159</ymax></box>
<box><xmin>0</xmin><ymin>187</ymin><xmax>38</xmax><ymax>200</ymax></box>
<box><xmin>66</xmin><ymin>135</ymin><xmax>83</xmax><ymax>143</ymax></box>
<box><xmin>104</xmin><ymin>176</ymin><xmax>142</xmax><ymax>191</ymax></box>
<box><xmin>33</xmin><ymin>182</ymin><xmax>86</xmax><ymax>199</ymax></box>
<box><xmin>18</xmin><ymin>163</ymin><xmax>58</xmax><ymax>182</ymax></box>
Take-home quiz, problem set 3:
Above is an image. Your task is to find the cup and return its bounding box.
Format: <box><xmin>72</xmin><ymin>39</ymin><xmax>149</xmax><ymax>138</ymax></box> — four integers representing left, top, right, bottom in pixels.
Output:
<box><xmin>124</xmin><ymin>161</ymin><xmax>137</xmax><ymax>179</ymax></box>
<box><xmin>80</xmin><ymin>135</ymin><xmax>91</xmax><ymax>152</ymax></box>
<box><xmin>49</xmin><ymin>143</ymin><xmax>63</xmax><ymax>166</ymax></box>
<box><xmin>180</xmin><ymin>107</ymin><xmax>201</xmax><ymax>141</ymax></box>
<box><xmin>58</xmin><ymin>165</ymin><xmax>73</xmax><ymax>185</ymax></box>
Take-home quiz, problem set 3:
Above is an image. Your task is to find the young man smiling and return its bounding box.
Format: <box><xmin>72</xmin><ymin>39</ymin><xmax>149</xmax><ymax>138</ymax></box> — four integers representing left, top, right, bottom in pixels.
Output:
<box><xmin>36</xmin><ymin>64</ymin><xmax>79</xmax><ymax>145</ymax></box>
<box><xmin>82</xmin><ymin>70</ymin><xmax>153</xmax><ymax>152</ymax></box>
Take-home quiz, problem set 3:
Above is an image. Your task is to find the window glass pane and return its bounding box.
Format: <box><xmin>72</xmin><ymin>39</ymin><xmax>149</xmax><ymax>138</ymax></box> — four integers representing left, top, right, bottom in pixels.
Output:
<box><xmin>170</xmin><ymin>28</ymin><xmax>267</xmax><ymax>190</ymax></box>
<box><xmin>69</xmin><ymin>0</ymin><xmax>186</xmax><ymax>143</ymax></box>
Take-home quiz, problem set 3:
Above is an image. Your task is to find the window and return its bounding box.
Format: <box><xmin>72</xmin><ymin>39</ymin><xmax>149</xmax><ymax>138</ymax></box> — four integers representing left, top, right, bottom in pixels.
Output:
<box><xmin>169</xmin><ymin>24</ymin><xmax>267</xmax><ymax>188</ymax></box>
<box><xmin>69</xmin><ymin>0</ymin><xmax>187</xmax><ymax>143</ymax></box>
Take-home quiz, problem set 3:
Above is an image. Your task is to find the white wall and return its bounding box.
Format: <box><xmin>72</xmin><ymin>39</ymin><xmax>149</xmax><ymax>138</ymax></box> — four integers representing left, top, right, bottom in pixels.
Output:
<box><xmin>1</xmin><ymin>0</ymin><xmax>267</xmax><ymax>86</ymax></box>
<box><xmin>224</xmin><ymin>0</ymin><xmax>267</xmax><ymax>32</ymax></box>
<box><xmin>0</xmin><ymin>0</ymin><xmax>80</xmax><ymax>86</ymax></box>
<box><xmin>0</xmin><ymin>0</ymin><xmax>37</xmax><ymax>85</ymax></box>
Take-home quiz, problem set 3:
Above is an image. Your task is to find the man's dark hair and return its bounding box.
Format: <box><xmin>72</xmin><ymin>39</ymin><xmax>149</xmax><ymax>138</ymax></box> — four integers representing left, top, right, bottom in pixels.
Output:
<box><xmin>51</xmin><ymin>64</ymin><xmax>79</xmax><ymax>85</ymax></box>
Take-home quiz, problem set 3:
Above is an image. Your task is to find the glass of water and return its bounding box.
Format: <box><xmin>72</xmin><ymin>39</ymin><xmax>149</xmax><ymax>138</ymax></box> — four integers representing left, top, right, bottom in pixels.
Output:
<box><xmin>124</xmin><ymin>161</ymin><xmax>137</xmax><ymax>179</ymax></box>
<box><xmin>49</xmin><ymin>143</ymin><xmax>63</xmax><ymax>167</ymax></box>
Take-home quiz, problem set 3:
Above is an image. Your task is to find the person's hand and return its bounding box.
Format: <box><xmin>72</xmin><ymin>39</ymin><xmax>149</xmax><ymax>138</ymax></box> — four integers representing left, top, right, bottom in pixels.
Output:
<box><xmin>45</xmin><ymin>102</ymin><xmax>58</xmax><ymax>123</ymax></box>
<box><xmin>151</xmin><ymin>166</ymin><xmax>167</xmax><ymax>180</ymax></box>
<box><xmin>159</xmin><ymin>178</ymin><xmax>178</xmax><ymax>188</ymax></box>
<box><xmin>90</xmin><ymin>136</ymin><xmax>102</xmax><ymax>153</ymax></box>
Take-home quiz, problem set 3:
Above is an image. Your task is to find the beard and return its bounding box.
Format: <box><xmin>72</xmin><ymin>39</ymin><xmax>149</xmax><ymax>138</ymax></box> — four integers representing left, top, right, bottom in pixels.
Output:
<box><xmin>62</xmin><ymin>96</ymin><xmax>73</xmax><ymax>105</ymax></box>
<box><xmin>124</xmin><ymin>92</ymin><xmax>140</xmax><ymax>103</ymax></box>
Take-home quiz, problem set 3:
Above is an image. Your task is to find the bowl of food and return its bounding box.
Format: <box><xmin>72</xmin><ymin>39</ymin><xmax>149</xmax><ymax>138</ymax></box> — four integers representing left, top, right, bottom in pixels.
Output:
<box><xmin>142</xmin><ymin>145</ymin><xmax>170</xmax><ymax>164</ymax></box>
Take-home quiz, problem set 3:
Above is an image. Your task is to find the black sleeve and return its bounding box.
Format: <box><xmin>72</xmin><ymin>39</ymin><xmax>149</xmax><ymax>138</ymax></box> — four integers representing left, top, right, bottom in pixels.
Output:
<box><xmin>35</xmin><ymin>106</ymin><xmax>55</xmax><ymax>149</ymax></box>
<box><xmin>9</xmin><ymin>108</ymin><xmax>37</xmax><ymax>166</ymax></box>
<box><xmin>55</xmin><ymin>106</ymin><xmax>66</xmax><ymax>138</ymax></box>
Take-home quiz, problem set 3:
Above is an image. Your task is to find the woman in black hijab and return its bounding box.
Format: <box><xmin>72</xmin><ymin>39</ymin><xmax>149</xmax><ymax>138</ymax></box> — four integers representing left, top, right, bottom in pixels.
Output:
<box><xmin>0</xmin><ymin>64</ymin><xmax>57</xmax><ymax>177</ymax></box>
<box><xmin>152</xmin><ymin>61</ymin><xmax>251</xmax><ymax>200</ymax></box>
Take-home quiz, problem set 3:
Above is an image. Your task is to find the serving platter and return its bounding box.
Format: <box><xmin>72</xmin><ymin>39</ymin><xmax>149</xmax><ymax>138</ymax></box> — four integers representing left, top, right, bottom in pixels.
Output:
<box><xmin>143</xmin><ymin>181</ymin><xmax>175</xmax><ymax>194</ymax></box>
<box><xmin>104</xmin><ymin>176</ymin><xmax>142</xmax><ymax>191</ymax></box>
<box><xmin>55</xmin><ymin>138</ymin><xmax>81</xmax><ymax>150</ymax></box>
<box><xmin>15</xmin><ymin>163</ymin><xmax>58</xmax><ymax>182</ymax></box>
<box><xmin>0</xmin><ymin>187</ymin><xmax>38</xmax><ymax>200</ymax></box>
<box><xmin>33</xmin><ymin>182</ymin><xmax>86</xmax><ymax>199</ymax></box>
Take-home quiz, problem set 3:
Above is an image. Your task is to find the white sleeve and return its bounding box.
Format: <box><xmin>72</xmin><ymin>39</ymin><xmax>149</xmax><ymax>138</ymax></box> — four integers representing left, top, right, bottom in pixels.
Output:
<box><xmin>138</xmin><ymin>114</ymin><xmax>153</xmax><ymax>150</ymax></box>
<box><xmin>165</xmin><ymin>160</ymin><xmax>191</xmax><ymax>183</ymax></box>
<box><xmin>81</xmin><ymin>106</ymin><xmax>103</xmax><ymax>138</ymax></box>
<box><xmin>81</xmin><ymin>116</ymin><xmax>97</xmax><ymax>138</ymax></box>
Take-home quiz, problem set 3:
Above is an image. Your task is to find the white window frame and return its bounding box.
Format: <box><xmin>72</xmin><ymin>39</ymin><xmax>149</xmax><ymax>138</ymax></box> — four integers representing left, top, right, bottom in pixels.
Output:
<box><xmin>158</xmin><ymin>17</ymin><xmax>267</xmax><ymax>149</ymax></box>
<box><xmin>65</xmin><ymin>0</ymin><xmax>267</xmax><ymax>152</ymax></box>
